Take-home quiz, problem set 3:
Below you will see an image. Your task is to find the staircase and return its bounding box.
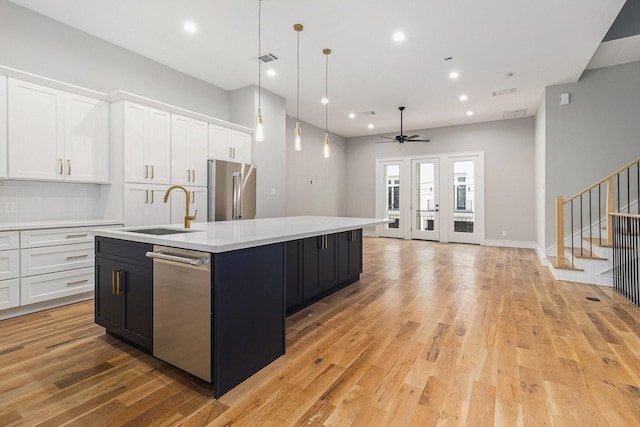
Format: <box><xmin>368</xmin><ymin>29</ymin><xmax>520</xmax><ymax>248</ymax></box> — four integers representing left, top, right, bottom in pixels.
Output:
<box><xmin>548</xmin><ymin>158</ymin><xmax>639</xmax><ymax>288</ymax></box>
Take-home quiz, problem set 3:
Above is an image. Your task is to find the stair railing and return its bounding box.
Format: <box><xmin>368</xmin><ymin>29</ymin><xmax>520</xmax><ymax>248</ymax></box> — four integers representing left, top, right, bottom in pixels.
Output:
<box><xmin>555</xmin><ymin>157</ymin><xmax>640</xmax><ymax>268</ymax></box>
<box><xmin>612</xmin><ymin>212</ymin><xmax>640</xmax><ymax>305</ymax></box>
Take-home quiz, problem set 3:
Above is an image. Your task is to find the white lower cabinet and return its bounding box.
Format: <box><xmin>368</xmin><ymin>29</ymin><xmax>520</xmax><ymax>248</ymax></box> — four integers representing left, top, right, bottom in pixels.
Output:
<box><xmin>0</xmin><ymin>279</ymin><xmax>19</xmax><ymax>311</ymax></box>
<box><xmin>20</xmin><ymin>267</ymin><xmax>94</xmax><ymax>306</ymax></box>
<box><xmin>20</xmin><ymin>243</ymin><xmax>94</xmax><ymax>277</ymax></box>
<box><xmin>169</xmin><ymin>186</ymin><xmax>208</xmax><ymax>225</ymax></box>
<box><xmin>124</xmin><ymin>184</ymin><xmax>171</xmax><ymax>227</ymax></box>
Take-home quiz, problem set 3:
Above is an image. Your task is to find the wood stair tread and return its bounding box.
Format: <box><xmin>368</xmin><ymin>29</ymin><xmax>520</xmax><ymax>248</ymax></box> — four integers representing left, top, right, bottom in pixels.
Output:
<box><xmin>548</xmin><ymin>256</ymin><xmax>584</xmax><ymax>271</ymax></box>
<box><xmin>570</xmin><ymin>247</ymin><xmax>607</xmax><ymax>261</ymax></box>
<box><xmin>583</xmin><ymin>237</ymin><xmax>613</xmax><ymax>248</ymax></box>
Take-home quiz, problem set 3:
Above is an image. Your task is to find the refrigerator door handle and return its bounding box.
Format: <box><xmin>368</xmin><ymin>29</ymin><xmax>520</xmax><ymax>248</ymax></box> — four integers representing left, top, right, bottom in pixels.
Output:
<box><xmin>232</xmin><ymin>171</ymin><xmax>242</xmax><ymax>220</ymax></box>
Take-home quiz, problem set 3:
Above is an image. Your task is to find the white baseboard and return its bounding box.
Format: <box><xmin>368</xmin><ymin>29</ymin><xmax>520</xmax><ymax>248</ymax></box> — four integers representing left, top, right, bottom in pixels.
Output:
<box><xmin>0</xmin><ymin>292</ymin><xmax>93</xmax><ymax>321</ymax></box>
<box><xmin>482</xmin><ymin>239</ymin><xmax>535</xmax><ymax>249</ymax></box>
<box><xmin>535</xmin><ymin>245</ymin><xmax>549</xmax><ymax>266</ymax></box>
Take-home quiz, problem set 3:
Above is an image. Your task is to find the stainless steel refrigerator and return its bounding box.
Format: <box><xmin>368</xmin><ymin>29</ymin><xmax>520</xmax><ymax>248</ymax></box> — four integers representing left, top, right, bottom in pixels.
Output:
<box><xmin>207</xmin><ymin>159</ymin><xmax>257</xmax><ymax>221</ymax></box>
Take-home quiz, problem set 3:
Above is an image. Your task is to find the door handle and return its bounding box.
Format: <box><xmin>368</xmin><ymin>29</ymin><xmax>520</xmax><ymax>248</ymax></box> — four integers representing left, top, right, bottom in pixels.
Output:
<box><xmin>59</xmin><ymin>159</ymin><xmax>63</xmax><ymax>175</ymax></box>
<box><xmin>151</xmin><ymin>165</ymin><xmax>155</xmax><ymax>179</ymax></box>
<box><xmin>115</xmin><ymin>270</ymin><xmax>124</xmax><ymax>295</ymax></box>
<box><xmin>150</xmin><ymin>190</ymin><xmax>154</xmax><ymax>203</ymax></box>
<box><xmin>191</xmin><ymin>192</ymin><xmax>195</xmax><ymax>203</ymax></box>
<box><xmin>145</xmin><ymin>189</ymin><xmax>149</xmax><ymax>203</ymax></box>
<box><xmin>192</xmin><ymin>169</ymin><xmax>195</xmax><ymax>182</ymax></box>
<box><xmin>187</xmin><ymin>169</ymin><xmax>191</xmax><ymax>182</ymax></box>
<box><xmin>145</xmin><ymin>164</ymin><xmax>149</xmax><ymax>178</ymax></box>
<box><xmin>67</xmin><ymin>160</ymin><xmax>71</xmax><ymax>175</ymax></box>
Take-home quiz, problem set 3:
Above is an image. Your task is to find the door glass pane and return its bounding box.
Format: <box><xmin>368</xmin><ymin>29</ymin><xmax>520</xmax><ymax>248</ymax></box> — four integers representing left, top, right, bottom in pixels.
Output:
<box><xmin>453</xmin><ymin>160</ymin><xmax>474</xmax><ymax>233</ymax></box>
<box><xmin>384</xmin><ymin>164</ymin><xmax>400</xmax><ymax>229</ymax></box>
<box><xmin>416</xmin><ymin>162</ymin><xmax>435</xmax><ymax>231</ymax></box>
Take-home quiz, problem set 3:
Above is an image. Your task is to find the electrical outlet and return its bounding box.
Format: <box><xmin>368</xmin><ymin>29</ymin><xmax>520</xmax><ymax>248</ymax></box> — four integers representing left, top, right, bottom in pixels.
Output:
<box><xmin>270</xmin><ymin>188</ymin><xmax>276</xmax><ymax>196</ymax></box>
<box><xmin>5</xmin><ymin>202</ymin><xmax>15</xmax><ymax>213</ymax></box>
<box><xmin>501</xmin><ymin>230</ymin><xmax>507</xmax><ymax>237</ymax></box>
<box><xmin>310</xmin><ymin>179</ymin><xmax>315</xmax><ymax>185</ymax></box>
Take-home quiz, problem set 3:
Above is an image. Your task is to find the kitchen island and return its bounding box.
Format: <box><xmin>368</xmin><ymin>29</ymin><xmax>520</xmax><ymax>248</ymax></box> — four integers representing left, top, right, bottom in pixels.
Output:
<box><xmin>93</xmin><ymin>216</ymin><xmax>387</xmax><ymax>398</ymax></box>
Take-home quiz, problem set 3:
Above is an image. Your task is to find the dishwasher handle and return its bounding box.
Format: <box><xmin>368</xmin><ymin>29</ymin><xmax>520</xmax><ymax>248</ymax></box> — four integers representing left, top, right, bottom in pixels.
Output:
<box><xmin>145</xmin><ymin>251</ymin><xmax>210</xmax><ymax>266</ymax></box>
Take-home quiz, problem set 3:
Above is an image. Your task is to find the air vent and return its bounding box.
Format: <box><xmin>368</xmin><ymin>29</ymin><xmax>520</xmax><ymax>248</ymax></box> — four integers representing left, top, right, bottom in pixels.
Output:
<box><xmin>258</xmin><ymin>53</ymin><xmax>278</xmax><ymax>63</ymax></box>
<box><xmin>493</xmin><ymin>88</ymin><xmax>516</xmax><ymax>97</ymax></box>
<box><xmin>503</xmin><ymin>109</ymin><xmax>527</xmax><ymax>119</ymax></box>
<box><xmin>359</xmin><ymin>111</ymin><xmax>376</xmax><ymax>116</ymax></box>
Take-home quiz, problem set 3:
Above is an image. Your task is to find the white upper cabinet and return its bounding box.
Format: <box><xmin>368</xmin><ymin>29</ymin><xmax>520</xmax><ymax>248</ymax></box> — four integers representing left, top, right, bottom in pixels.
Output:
<box><xmin>123</xmin><ymin>183</ymin><xmax>171</xmax><ymax>227</ymax></box>
<box><xmin>0</xmin><ymin>76</ymin><xmax>7</xmax><ymax>178</ymax></box>
<box><xmin>64</xmin><ymin>93</ymin><xmax>109</xmax><ymax>182</ymax></box>
<box><xmin>122</xmin><ymin>101</ymin><xmax>171</xmax><ymax>185</ymax></box>
<box><xmin>171</xmin><ymin>114</ymin><xmax>208</xmax><ymax>187</ymax></box>
<box><xmin>7</xmin><ymin>78</ymin><xmax>109</xmax><ymax>183</ymax></box>
<box><xmin>209</xmin><ymin>124</ymin><xmax>252</xmax><ymax>165</ymax></box>
<box><xmin>8</xmin><ymin>79</ymin><xmax>65</xmax><ymax>181</ymax></box>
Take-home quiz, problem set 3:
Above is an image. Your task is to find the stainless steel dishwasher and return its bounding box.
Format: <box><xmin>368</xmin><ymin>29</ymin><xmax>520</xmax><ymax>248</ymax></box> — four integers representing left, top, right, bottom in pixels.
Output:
<box><xmin>146</xmin><ymin>245</ymin><xmax>212</xmax><ymax>382</ymax></box>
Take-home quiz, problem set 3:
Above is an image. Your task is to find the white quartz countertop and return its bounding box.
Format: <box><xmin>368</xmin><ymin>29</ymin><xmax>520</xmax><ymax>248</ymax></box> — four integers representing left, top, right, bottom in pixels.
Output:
<box><xmin>0</xmin><ymin>219</ymin><xmax>123</xmax><ymax>232</ymax></box>
<box><xmin>92</xmin><ymin>216</ymin><xmax>389</xmax><ymax>253</ymax></box>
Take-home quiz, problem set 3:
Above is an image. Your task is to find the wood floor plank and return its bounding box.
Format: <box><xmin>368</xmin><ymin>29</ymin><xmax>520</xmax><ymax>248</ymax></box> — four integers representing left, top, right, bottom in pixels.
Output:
<box><xmin>2</xmin><ymin>238</ymin><xmax>640</xmax><ymax>425</ymax></box>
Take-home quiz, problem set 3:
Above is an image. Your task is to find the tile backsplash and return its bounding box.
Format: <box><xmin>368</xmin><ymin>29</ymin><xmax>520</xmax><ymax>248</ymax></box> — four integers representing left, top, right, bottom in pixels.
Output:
<box><xmin>0</xmin><ymin>180</ymin><xmax>102</xmax><ymax>223</ymax></box>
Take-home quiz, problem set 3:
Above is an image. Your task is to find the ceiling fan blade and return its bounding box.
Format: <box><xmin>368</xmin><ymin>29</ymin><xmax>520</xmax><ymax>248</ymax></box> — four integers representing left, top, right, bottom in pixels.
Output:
<box><xmin>380</xmin><ymin>136</ymin><xmax>397</xmax><ymax>140</ymax></box>
<box><xmin>406</xmin><ymin>135</ymin><xmax>420</xmax><ymax>139</ymax></box>
<box><xmin>375</xmin><ymin>140</ymin><xmax>397</xmax><ymax>144</ymax></box>
<box><xmin>406</xmin><ymin>139</ymin><xmax>431</xmax><ymax>142</ymax></box>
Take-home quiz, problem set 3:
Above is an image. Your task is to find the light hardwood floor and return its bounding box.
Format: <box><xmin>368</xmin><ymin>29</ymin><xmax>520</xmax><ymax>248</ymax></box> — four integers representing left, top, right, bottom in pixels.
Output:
<box><xmin>2</xmin><ymin>238</ymin><xmax>640</xmax><ymax>426</ymax></box>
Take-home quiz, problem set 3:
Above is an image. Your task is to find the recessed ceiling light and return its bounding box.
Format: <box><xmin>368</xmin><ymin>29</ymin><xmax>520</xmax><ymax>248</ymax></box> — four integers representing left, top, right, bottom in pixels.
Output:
<box><xmin>266</xmin><ymin>69</ymin><xmax>276</xmax><ymax>77</ymax></box>
<box><xmin>368</xmin><ymin>124</ymin><xmax>374</xmax><ymax>129</ymax></box>
<box><xmin>321</xmin><ymin>97</ymin><xmax>329</xmax><ymax>104</ymax></box>
<box><xmin>459</xmin><ymin>94</ymin><xmax>468</xmax><ymax>101</ymax></box>
<box><xmin>348</xmin><ymin>113</ymin><xmax>356</xmax><ymax>119</ymax></box>
<box><xmin>392</xmin><ymin>31</ymin><xmax>406</xmax><ymax>42</ymax></box>
<box><xmin>466</xmin><ymin>110</ymin><xmax>474</xmax><ymax>116</ymax></box>
<box><xmin>449</xmin><ymin>72</ymin><xmax>459</xmax><ymax>79</ymax></box>
<box><xmin>183</xmin><ymin>22</ymin><xmax>198</xmax><ymax>33</ymax></box>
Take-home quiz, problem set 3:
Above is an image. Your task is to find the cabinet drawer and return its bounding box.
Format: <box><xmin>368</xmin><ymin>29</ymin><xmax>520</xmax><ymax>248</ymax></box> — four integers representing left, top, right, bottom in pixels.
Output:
<box><xmin>0</xmin><ymin>231</ymin><xmax>19</xmax><ymax>250</ymax></box>
<box><xmin>0</xmin><ymin>279</ymin><xmax>20</xmax><ymax>310</ymax></box>
<box><xmin>0</xmin><ymin>249</ymin><xmax>19</xmax><ymax>281</ymax></box>
<box><xmin>21</xmin><ymin>243</ymin><xmax>94</xmax><ymax>277</ymax></box>
<box><xmin>20</xmin><ymin>267</ymin><xmax>94</xmax><ymax>305</ymax></box>
<box><xmin>20</xmin><ymin>227</ymin><xmax>97</xmax><ymax>248</ymax></box>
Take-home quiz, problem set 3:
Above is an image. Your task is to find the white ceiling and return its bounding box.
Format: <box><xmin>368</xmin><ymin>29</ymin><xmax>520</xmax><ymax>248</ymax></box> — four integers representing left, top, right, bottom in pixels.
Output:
<box><xmin>9</xmin><ymin>0</ymin><xmax>626</xmax><ymax>138</ymax></box>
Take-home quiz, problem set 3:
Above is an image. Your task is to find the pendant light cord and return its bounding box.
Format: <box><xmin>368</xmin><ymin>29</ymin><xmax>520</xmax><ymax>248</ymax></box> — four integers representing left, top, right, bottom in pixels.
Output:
<box><xmin>258</xmin><ymin>0</ymin><xmax>262</xmax><ymax>110</ymax></box>
<box><xmin>296</xmin><ymin>29</ymin><xmax>300</xmax><ymax>122</ymax></box>
<box><xmin>325</xmin><ymin>52</ymin><xmax>328</xmax><ymax>134</ymax></box>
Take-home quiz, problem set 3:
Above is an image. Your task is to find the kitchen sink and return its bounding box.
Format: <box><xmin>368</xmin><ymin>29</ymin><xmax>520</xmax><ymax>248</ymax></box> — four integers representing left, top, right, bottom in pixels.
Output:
<box><xmin>126</xmin><ymin>228</ymin><xmax>198</xmax><ymax>235</ymax></box>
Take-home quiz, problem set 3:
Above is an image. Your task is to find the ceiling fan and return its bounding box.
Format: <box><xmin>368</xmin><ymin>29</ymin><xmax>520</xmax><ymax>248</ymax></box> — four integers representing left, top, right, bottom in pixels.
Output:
<box><xmin>376</xmin><ymin>106</ymin><xmax>431</xmax><ymax>144</ymax></box>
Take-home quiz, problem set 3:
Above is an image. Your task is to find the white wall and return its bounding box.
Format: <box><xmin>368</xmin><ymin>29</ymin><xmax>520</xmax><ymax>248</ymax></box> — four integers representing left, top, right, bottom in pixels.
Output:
<box><xmin>229</xmin><ymin>86</ymin><xmax>287</xmax><ymax>218</ymax></box>
<box><xmin>346</xmin><ymin>117</ymin><xmax>536</xmax><ymax>243</ymax></box>
<box><xmin>534</xmin><ymin>92</ymin><xmax>547</xmax><ymax>260</ymax></box>
<box><xmin>285</xmin><ymin>116</ymin><xmax>347</xmax><ymax>216</ymax></box>
<box><xmin>544</xmin><ymin>61</ymin><xmax>640</xmax><ymax>250</ymax></box>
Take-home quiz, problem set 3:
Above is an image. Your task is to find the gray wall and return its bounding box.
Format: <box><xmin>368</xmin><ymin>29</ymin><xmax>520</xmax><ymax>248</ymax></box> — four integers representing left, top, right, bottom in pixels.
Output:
<box><xmin>285</xmin><ymin>117</ymin><xmax>347</xmax><ymax>216</ymax></box>
<box><xmin>346</xmin><ymin>117</ymin><xmax>536</xmax><ymax>243</ymax></box>
<box><xmin>544</xmin><ymin>61</ymin><xmax>640</xmax><ymax>250</ymax></box>
<box><xmin>0</xmin><ymin>0</ymin><xmax>229</xmax><ymax>119</ymax></box>
<box><xmin>230</xmin><ymin>86</ymin><xmax>287</xmax><ymax>218</ymax></box>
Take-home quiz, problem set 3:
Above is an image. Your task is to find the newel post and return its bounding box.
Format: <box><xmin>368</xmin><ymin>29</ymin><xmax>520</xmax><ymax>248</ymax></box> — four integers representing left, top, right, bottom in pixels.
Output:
<box><xmin>556</xmin><ymin>196</ymin><xmax>564</xmax><ymax>267</ymax></box>
<box><xmin>606</xmin><ymin>177</ymin><xmax>615</xmax><ymax>246</ymax></box>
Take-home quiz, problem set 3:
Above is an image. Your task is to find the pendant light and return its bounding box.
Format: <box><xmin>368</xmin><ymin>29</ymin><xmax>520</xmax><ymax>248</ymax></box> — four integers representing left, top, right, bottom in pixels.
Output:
<box><xmin>255</xmin><ymin>0</ymin><xmax>264</xmax><ymax>142</ymax></box>
<box><xmin>293</xmin><ymin>24</ymin><xmax>303</xmax><ymax>151</ymax></box>
<box><xmin>323</xmin><ymin>48</ymin><xmax>331</xmax><ymax>159</ymax></box>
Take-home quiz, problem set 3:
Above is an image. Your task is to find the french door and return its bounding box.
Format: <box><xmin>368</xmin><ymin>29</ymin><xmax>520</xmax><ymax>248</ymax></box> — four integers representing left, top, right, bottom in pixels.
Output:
<box><xmin>411</xmin><ymin>158</ymin><xmax>440</xmax><ymax>240</ymax></box>
<box><xmin>376</xmin><ymin>153</ymin><xmax>484</xmax><ymax>244</ymax></box>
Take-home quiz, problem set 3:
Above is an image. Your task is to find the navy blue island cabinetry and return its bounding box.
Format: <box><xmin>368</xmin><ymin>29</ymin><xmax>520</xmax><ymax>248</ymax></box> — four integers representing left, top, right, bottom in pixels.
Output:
<box><xmin>92</xmin><ymin>216</ymin><xmax>385</xmax><ymax>399</ymax></box>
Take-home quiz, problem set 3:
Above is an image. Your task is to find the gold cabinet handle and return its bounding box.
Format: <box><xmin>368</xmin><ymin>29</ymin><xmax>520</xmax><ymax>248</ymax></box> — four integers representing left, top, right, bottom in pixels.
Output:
<box><xmin>115</xmin><ymin>270</ymin><xmax>124</xmax><ymax>295</ymax></box>
<box><xmin>66</xmin><ymin>254</ymin><xmax>88</xmax><ymax>260</ymax></box>
<box><xmin>67</xmin><ymin>279</ymin><xmax>88</xmax><ymax>286</ymax></box>
<box><xmin>150</xmin><ymin>190</ymin><xmax>154</xmax><ymax>203</ymax></box>
<box><xmin>151</xmin><ymin>165</ymin><xmax>154</xmax><ymax>179</ymax></box>
<box><xmin>67</xmin><ymin>160</ymin><xmax>71</xmax><ymax>175</ymax></box>
<box><xmin>111</xmin><ymin>270</ymin><xmax>116</xmax><ymax>294</ymax></box>
<box><xmin>187</xmin><ymin>169</ymin><xmax>191</xmax><ymax>182</ymax></box>
<box><xmin>192</xmin><ymin>169</ymin><xmax>195</xmax><ymax>182</ymax></box>
<box><xmin>229</xmin><ymin>147</ymin><xmax>233</xmax><ymax>158</ymax></box>
<box><xmin>145</xmin><ymin>189</ymin><xmax>149</xmax><ymax>203</ymax></box>
<box><xmin>191</xmin><ymin>192</ymin><xmax>195</xmax><ymax>203</ymax></box>
<box><xmin>59</xmin><ymin>159</ymin><xmax>63</xmax><ymax>175</ymax></box>
<box><xmin>145</xmin><ymin>164</ymin><xmax>149</xmax><ymax>178</ymax></box>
